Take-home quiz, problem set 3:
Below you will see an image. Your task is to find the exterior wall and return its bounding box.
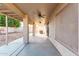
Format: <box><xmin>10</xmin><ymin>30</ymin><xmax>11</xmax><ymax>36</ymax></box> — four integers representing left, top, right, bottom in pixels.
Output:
<box><xmin>49</xmin><ymin>4</ymin><xmax>78</xmax><ymax>55</ymax></box>
<box><xmin>49</xmin><ymin>16</ymin><xmax>55</xmax><ymax>41</ymax></box>
<box><xmin>35</xmin><ymin>23</ymin><xmax>47</xmax><ymax>37</ymax></box>
<box><xmin>78</xmin><ymin>4</ymin><xmax>79</xmax><ymax>55</ymax></box>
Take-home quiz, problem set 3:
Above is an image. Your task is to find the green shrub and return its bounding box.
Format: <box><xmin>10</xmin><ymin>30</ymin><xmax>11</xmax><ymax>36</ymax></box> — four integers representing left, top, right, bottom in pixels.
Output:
<box><xmin>0</xmin><ymin>14</ymin><xmax>21</xmax><ymax>28</ymax></box>
<box><xmin>0</xmin><ymin>15</ymin><xmax>6</xmax><ymax>27</ymax></box>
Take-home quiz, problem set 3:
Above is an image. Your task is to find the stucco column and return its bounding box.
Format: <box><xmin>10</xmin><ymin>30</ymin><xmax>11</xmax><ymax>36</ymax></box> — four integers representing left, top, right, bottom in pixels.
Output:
<box><xmin>46</xmin><ymin>24</ymin><xmax>49</xmax><ymax>37</ymax></box>
<box><xmin>23</xmin><ymin>15</ymin><xmax>29</xmax><ymax>44</ymax></box>
<box><xmin>33</xmin><ymin>22</ymin><xmax>35</xmax><ymax>36</ymax></box>
<box><xmin>5</xmin><ymin>15</ymin><xmax>8</xmax><ymax>45</ymax></box>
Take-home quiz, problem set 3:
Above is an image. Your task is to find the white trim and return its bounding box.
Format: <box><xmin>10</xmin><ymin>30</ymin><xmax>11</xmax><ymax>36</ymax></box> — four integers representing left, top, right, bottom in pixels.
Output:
<box><xmin>49</xmin><ymin>38</ymin><xmax>76</xmax><ymax>56</ymax></box>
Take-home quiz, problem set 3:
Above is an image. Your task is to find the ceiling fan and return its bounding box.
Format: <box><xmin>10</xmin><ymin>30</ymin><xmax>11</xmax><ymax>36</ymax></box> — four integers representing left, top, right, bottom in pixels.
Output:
<box><xmin>37</xmin><ymin>10</ymin><xmax>46</xmax><ymax>19</ymax></box>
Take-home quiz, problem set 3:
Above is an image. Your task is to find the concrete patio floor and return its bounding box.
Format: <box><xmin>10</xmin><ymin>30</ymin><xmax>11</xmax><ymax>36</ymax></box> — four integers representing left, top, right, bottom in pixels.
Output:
<box><xmin>17</xmin><ymin>36</ymin><xmax>61</xmax><ymax>56</ymax></box>
<box><xmin>0</xmin><ymin>37</ymin><xmax>24</xmax><ymax>56</ymax></box>
<box><xmin>0</xmin><ymin>36</ymin><xmax>61</xmax><ymax>56</ymax></box>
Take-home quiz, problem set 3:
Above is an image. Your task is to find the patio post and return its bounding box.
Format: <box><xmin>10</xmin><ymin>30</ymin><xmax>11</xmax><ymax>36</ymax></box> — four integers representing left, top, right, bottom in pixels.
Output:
<box><xmin>23</xmin><ymin>15</ymin><xmax>29</xmax><ymax>44</ymax></box>
<box><xmin>5</xmin><ymin>15</ymin><xmax>8</xmax><ymax>45</ymax></box>
<box><xmin>33</xmin><ymin>22</ymin><xmax>35</xmax><ymax>36</ymax></box>
<box><xmin>46</xmin><ymin>24</ymin><xmax>49</xmax><ymax>37</ymax></box>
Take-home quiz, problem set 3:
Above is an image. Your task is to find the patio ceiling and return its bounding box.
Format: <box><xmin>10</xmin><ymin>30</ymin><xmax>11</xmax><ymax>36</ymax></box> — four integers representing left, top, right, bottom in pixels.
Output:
<box><xmin>3</xmin><ymin>3</ymin><xmax>58</xmax><ymax>24</ymax></box>
<box><xmin>0</xmin><ymin>3</ymin><xmax>23</xmax><ymax>21</ymax></box>
<box><xmin>14</xmin><ymin>3</ymin><xmax>58</xmax><ymax>24</ymax></box>
<box><xmin>0</xmin><ymin>3</ymin><xmax>68</xmax><ymax>25</ymax></box>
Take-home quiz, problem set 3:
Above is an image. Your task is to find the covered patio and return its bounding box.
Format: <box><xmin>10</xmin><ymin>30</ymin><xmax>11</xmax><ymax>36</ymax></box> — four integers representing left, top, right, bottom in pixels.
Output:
<box><xmin>0</xmin><ymin>3</ymin><xmax>78</xmax><ymax>56</ymax></box>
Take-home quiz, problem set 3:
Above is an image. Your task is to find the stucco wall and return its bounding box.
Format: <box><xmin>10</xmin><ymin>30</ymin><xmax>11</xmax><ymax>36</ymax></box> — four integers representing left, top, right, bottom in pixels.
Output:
<box><xmin>49</xmin><ymin>4</ymin><xmax>78</xmax><ymax>55</ymax></box>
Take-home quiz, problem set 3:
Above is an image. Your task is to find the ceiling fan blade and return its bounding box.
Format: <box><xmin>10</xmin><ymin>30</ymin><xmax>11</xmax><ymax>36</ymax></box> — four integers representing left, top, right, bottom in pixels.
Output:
<box><xmin>37</xmin><ymin>10</ymin><xmax>46</xmax><ymax>18</ymax></box>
